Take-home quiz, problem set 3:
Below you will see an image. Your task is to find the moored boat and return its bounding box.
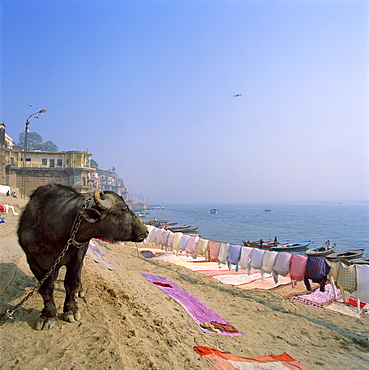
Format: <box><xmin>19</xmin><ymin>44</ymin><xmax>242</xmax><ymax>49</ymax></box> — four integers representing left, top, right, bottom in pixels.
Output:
<box><xmin>166</xmin><ymin>224</ymin><xmax>198</xmax><ymax>233</ymax></box>
<box><xmin>262</xmin><ymin>240</ymin><xmax>290</xmax><ymax>249</ymax></box>
<box><xmin>350</xmin><ymin>257</ymin><xmax>369</xmax><ymax>265</ymax></box>
<box><xmin>243</xmin><ymin>239</ymin><xmax>271</xmax><ymax>247</ymax></box>
<box><xmin>326</xmin><ymin>248</ymin><xmax>365</xmax><ymax>261</ymax></box>
<box><xmin>305</xmin><ymin>244</ymin><xmax>336</xmax><ymax>257</ymax></box>
<box><xmin>271</xmin><ymin>240</ymin><xmax>312</xmax><ymax>252</ymax></box>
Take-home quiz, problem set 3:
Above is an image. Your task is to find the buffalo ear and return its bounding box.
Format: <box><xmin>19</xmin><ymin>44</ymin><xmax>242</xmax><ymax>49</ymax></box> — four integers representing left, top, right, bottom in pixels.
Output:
<box><xmin>78</xmin><ymin>208</ymin><xmax>106</xmax><ymax>223</ymax></box>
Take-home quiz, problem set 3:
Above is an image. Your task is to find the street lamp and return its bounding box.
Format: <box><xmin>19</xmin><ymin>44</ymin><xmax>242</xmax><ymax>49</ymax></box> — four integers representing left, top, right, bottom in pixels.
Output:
<box><xmin>22</xmin><ymin>108</ymin><xmax>47</xmax><ymax>198</ymax></box>
<box><xmin>24</xmin><ymin>109</ymin><xmax>47</xmax><ymax>151</ymax></box>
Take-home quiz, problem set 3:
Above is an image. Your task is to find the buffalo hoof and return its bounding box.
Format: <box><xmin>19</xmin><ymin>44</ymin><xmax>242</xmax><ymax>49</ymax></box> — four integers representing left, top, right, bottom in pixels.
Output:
<box><xmin>64</xmin><ymin>310</ymin><xmax>81</xmax><ymax>323</ymax></box>
<box><xmin>35</xmin><ymin>316</ymin><xmax>56</xmax><ymax>330</ymax></box>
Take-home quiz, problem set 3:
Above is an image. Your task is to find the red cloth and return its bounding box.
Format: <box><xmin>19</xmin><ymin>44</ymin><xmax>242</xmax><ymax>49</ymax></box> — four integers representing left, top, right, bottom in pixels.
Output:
<box><xmin>194</xmin><ymin>346</ymin><xmax>312</xmax><ymax>369</ymax></box>
<box><xmin>153</xmin><ymin>281</ymin><xmax>172</xmax><ymax>288</ymax></box>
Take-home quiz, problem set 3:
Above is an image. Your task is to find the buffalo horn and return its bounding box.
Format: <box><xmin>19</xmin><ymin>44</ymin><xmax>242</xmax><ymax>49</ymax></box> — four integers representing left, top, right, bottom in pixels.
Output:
<box><xmin>93</xmin><ymin>189</ymin><xmax>112</xmax><ymax>210</ymax></box>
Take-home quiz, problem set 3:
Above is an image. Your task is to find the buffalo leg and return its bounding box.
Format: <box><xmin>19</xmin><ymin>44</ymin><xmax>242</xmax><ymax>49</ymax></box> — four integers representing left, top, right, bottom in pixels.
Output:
<box><xmin>27</xmin><ymin>260</ymin><xmax>60</xmax><ymax>330</ymax></box>
<box><xmin>63</xmin><ymin>257</ymin><xmax>85</xmax><ymax>323</ymax></box>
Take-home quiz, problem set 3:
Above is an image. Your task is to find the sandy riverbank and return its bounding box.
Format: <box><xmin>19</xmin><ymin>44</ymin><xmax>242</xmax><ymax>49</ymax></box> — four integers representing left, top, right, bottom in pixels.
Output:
<box><xmin>0</xmin><ymin>194</ymin><xmax>368</xmax><ymax>369</ymax></box>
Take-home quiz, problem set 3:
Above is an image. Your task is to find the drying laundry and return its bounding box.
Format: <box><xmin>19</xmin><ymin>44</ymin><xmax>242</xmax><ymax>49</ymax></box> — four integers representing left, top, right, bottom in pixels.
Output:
<box><xmin>272</xmin><ymin>252</ymin><xmax>292</xmax><ymax>283</ymax></box>
<box><xmin>355</xmin><ymin>264</ymin><xmax>369</xmax><ymax>302</ymax></box>
<box><xmin>239</xmin><ymin>246</ymin><xmax>253</xmax><ymax>272</ymax></box>
<box><xmin>217</xmin><ymin>242</ymin><xmax>230</xmax><ymax>266</ymax></box>
<box><xmin>226</xmin><ymin>244</ymin><xmax>242</xmax><ymax>271</ymax></box>
<box><xmin>304</xmin><ymin>257</ymin><xmax>331</xmax><ymax>292</ymax></box>
<box><xmin>208</xmin><ymin>240</ymin><xmax>221</xmax><ymax>260</ymax></box>
<box><xmin>289</xmin><ymin>254</ymin><xmax>308</xmax><ymax>288</ymax></box>
<box><xmin>195</xmin><ymin>238</ymin><xmax>209</xmax><ymax>259</ymax></box>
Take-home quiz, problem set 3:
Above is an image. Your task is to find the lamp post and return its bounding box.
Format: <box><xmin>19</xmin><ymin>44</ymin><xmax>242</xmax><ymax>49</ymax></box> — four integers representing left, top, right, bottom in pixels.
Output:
<box><xmin>22</xmin><ymin>108</ymin><xmax>47</xmax><ymax>198</ymax></box>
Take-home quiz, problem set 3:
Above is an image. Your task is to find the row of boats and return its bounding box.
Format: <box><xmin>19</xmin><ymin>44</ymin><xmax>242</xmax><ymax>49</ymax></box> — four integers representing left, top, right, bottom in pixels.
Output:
<box><xmin>242</xmin><ymin>239</ymin><xmax>312</xmax><ymax>252</ymax></box>
<box><xmin>145</xmin><ymin>219</ymin><xmax>199</xmax><ymax>233</ymax></box>
<box><xmin>242</xmin><ymin>239</ymin><xmax>368</xmax><ymax>264</ymax></box>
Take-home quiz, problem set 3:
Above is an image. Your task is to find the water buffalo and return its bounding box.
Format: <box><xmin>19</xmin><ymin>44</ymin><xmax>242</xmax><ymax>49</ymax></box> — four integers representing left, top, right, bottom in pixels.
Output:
<box><xmin>18</xmin><ymin>183</ymin><xmax>148</xmax><ymax>330</ymax></box>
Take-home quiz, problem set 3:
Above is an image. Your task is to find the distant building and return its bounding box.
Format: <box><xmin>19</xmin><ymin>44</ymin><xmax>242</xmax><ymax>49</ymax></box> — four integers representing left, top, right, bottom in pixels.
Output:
<box><xmin>95</xmin><ymin>168</ymin><xmax>128</xmax><ymax>198</ymax></box>
<box><xmin>0</xmin><ymin>124</ymin><xmax>130</xmax><ymax>199</ymax></box>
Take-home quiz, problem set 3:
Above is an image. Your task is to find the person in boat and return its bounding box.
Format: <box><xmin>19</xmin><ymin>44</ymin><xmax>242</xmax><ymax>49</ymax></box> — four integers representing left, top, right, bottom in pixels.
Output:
<box><xmin>273</xmin><ymin>237</ymin><xmax>278</xmax><ymax>246</ymax></box>
<box><xmin>324</xmin><ymin>240</ymin><xmax>330</xmax><ymax>250</ymax></box>
<box><xmin>259</xmin><ymin>239</ymin><xmax>263</xmax><ymax>248</ymax></box>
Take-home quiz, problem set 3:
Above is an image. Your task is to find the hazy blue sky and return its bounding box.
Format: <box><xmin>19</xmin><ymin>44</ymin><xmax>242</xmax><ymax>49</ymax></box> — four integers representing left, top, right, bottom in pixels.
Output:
<box><xmin>1</xmin><ymin>0</ymin><xmax>368</xmax><ymax>204</ymax></box>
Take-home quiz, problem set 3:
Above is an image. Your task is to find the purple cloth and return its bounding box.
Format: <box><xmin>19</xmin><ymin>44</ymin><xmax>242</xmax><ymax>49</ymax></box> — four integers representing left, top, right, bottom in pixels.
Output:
<box><xmin>140</xmin><ymin>273</ymin><xmax>243</xmax><ymax>336</ymax></box>
<box><xmin>86</xmin><ymin>242</ymin><xmax>116</xmax><ymax>270</ymax></box>
<box><xmin>304</xmin><ymin>257</ymin><xmax>331</xmax><ymax>292</ymax></box>
<box><xmin>226</xmin><ymin>244</ymin><xmax>242</xmax><ymax>271</ymax></box>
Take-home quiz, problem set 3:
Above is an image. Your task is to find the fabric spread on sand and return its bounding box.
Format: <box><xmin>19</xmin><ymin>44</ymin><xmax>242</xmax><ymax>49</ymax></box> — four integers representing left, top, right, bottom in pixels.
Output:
<box><xmin>172</xmin><ymin>261</ymin><xmax>229</xmax><ymax>271</ymax></box>
<box><xmin>238</xmin><ymin>275</ymin><xmax>291</xmax><ymax>290</ymax></box>
<box><xmin>140</xmin><ymin>273</ymin><xmax>243</xmax><ymax>337</ymax></box>
<box><xmin>290</xmin><ymin>283</ymin><xmax>341</xmax><ymax>308</ymax></box>
<box><xmin>194</xmin><ymin>346</ymin><xmax>312</xmax><ymax>370</ymax></box>
<box><xmin>213</xmin><ymin>273</ymin><xmax>270</xmax><ymax>286</ymax></box>
<box><xmin>324</xmin><ymin>301</ymin><xmax>363</xmax><ymax>318</ymax></box>
<box><xmin>269</xmin><ymin>281</ymin><xmax>320</xmax><ymax>299</ymax></box>
<box><xmin>197</xmin><ymin>269</ymin><xmax>252</xmax><ymax>277</ymax></box>
<box><xmin>86</xmin><ymin>241</ymin><xmax>116</xmax><ymax>271</ymax></box>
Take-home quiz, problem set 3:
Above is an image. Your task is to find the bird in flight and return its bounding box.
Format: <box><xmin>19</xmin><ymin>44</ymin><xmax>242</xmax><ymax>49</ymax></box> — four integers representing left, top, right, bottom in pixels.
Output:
<box><xmin>233</xmin><ymin>94</ymin><xmax>242</xmax><ymax>97</ymax></box>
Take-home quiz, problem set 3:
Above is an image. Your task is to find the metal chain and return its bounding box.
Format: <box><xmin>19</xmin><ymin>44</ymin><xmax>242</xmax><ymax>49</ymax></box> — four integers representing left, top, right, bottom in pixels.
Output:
<box><xmin>0</xmin><ymin>196</ymin><xmax>92</xmax><ymax>326</ymax></box>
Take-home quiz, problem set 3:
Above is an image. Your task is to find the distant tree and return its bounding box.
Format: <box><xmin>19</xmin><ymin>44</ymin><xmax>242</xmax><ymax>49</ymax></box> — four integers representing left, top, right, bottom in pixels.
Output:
<box><xmin>90</xmin><ymin>159</ymin><xmax>99</xmax><ymax>168</ymax></box>
<box><xmin>18</xmin><ymin>132</ymin><xmax>43</xmax><ymax>149</ymax></box>
<box><xmin>18</xmin><ymin>131</ymin><xmax>58</xmax><ymax>151</ymax></box>
<box><xmin>39</xmin><ymin>141</ymin><xmax>58</xmax><ymax>152</ymax></box>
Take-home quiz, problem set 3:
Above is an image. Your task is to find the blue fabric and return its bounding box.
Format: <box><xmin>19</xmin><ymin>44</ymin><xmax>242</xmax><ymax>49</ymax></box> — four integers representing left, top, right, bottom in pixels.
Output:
<box><xmin>226</xmin><ymin>244</ymin><xmax>242</xmax><ymax>272</ymax></box>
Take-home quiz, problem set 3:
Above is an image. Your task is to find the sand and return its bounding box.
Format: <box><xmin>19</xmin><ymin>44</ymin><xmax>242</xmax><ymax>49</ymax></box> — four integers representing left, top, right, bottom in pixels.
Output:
<box><xmin>0</xmin><ymin>194</ymin><xmax>368</xmax><ymax>370</ymax></box>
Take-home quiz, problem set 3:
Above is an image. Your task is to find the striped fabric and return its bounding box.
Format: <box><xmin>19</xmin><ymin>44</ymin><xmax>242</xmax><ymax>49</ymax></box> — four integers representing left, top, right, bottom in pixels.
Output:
<box><xmin>304</xmin><ymin>257</ymin><xmax>331</xmax><ymax>291</ymax></box>
<box><xmin>337</xmin><ymin>263</ymin><xmax>357</xmax><ymax>294</ymax></box>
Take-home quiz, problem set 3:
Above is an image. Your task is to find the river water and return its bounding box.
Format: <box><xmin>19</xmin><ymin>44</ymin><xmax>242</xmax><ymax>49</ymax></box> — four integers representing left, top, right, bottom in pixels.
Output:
<box><xmin>143</xmin><ymin>202</ymin><xmax>369</xmax><ymax>257</ymax></box>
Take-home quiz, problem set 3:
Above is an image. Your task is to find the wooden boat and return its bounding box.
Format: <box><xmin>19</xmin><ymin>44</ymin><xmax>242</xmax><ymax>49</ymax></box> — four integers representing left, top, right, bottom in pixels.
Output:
<box><xmin>166</xmin><ymin>224</ymin><xmax>198</xmax><ymax>233</ymax></box>
<box><xmin>243</xmin><ymin>239</ymin><xmax>271</xmax><ymax>247</ymax></box>
<box><xmin>350</xmin><ymin>257</ymin><xmax>369</xmax><ymax>265</ymax></box>
<box><xmin>271</xmin><ymin>240</ymin><xmax>312</xmax><ymax>252</ymax></box>
<box><xmin>326</xmin><ymin>248</ymin><xmax>365</xmax><ymax>261</ymax></box>
<box><xmin>305</xmin><ymin>245</ymin><xmax>336</xmax><ymax>257</ymax></box>
<box><xmin>260</xmin><ymin>240</ymin><xmax>290</xmax><ymax>249</ymax></box>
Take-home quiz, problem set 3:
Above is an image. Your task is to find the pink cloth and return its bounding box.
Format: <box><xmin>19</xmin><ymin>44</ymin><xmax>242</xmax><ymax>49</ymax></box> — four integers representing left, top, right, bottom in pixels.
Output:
<box><xmin>290</xmin><ymin>254</ymin><xmax>308</xmax><ymax>288</ymax></box>
<box><xmin>208</xmin><ymin>240</ymin><xmax>221</xmax><ymax>260</ymax></box>
<box><xmin>186</xmin><ymin>236</ymin><xmax>199</xmax><ymax>258</ymax></box>
<box><xmin>167</xmin><ymin>232</ymin><xmax>174</xmax><ymax>248</ymax></box>
<box><xmin>156</xmin><ymin>228</ymin><xmax>164</xmax><ymax>246</ymax></box>
<box><xmin>290</xmin><ymin>284</ymin><xmax>341</xmax><ymax>308</ymax></box>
